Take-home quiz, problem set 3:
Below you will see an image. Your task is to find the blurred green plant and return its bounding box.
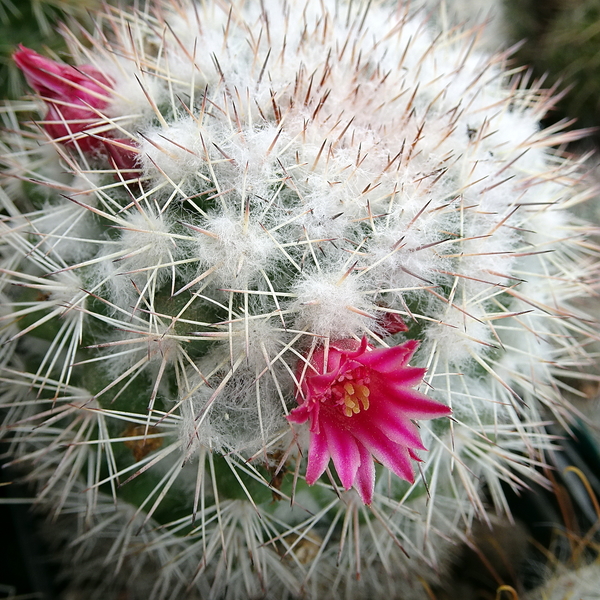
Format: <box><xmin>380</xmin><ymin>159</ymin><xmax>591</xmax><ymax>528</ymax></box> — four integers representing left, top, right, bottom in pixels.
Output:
<box><xmin>539</xmin><ymin>0</ymin><xmax>600</xmax><ymax>131</ymax></box>
<box><xmin>503</xmin><ymin>0</ymin><xmax>600</xmax><ymax>136</ymax></box>
<box><xmin>0</xmin><ymin>0</ymin><xmax>99</xmax><ymax>98</ymax></box>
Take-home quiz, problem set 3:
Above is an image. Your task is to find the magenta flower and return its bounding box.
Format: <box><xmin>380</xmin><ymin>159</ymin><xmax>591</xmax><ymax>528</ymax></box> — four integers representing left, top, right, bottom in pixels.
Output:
<box><xmin>13</xmin><ymin>45</ymin><xmax>113</xmax><ymax>152</ymax></box>
<box><xmin>288</xmin><ymin>338</ymin><xmax>451</xmax><ymax>504</ymax></box>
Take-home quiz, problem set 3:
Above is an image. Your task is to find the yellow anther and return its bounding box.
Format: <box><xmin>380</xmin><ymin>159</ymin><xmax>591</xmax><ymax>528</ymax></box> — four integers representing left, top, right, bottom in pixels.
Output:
<box><xmin>340</xmin><ymin>382</ymin><xmax>371</xmax><ymax>417</ymax></box>
<box><xmin>357</xmin><ymin>385</ymin><xmax>370</xmax><ymax>410</ymax></box>
<box><xmin>357</xmin><ymin>385</ymin><xmax>370</xmax><ymax>398</ymax></box>
<box><xmin>344</xmin><ymin>395</ymin><xmax>357</xmax><ymax>410</ymax></box>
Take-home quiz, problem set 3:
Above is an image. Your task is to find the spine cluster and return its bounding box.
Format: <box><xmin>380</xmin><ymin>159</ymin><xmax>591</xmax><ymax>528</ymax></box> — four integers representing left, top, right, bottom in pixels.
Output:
<box><xmin>0</xmin><ymin>1</ymin><xmax>598</xmax><ymax>598</ymax></box>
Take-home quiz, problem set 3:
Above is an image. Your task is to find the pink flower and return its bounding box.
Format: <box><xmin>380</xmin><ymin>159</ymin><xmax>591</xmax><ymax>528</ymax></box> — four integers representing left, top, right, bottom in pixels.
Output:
<box><xmin>288</xmin><ymin>338</ymin><xmax>451</xmax><ymax>504</ymax></box>
<box><xmin>13</xmin><ymin>45</ymin><xmax>112</xmax><ymax>152</ymax></box>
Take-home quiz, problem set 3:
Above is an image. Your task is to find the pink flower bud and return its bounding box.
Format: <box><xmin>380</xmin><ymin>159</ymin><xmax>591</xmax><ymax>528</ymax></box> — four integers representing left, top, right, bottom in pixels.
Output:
<box><xmin>379</xmin><ymin>311</ymin><xmax>409</xmax><ymax>335</ymax></box>
<box><xmin>13</xmin><ymin>45</ymin><xmax>113</xmax><ymax>152</ymax></box>
<box><xmin>102</xmin><ymin>138</ymin><xmax>140</xmax><ymax>173</ymax></box>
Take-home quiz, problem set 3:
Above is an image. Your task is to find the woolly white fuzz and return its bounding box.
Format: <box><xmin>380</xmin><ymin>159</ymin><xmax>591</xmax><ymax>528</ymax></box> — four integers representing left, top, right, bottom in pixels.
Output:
<box><xmin>1</xmin><ymin>0</ymin><xmax>598</xmax><ymax>598</ymax></box>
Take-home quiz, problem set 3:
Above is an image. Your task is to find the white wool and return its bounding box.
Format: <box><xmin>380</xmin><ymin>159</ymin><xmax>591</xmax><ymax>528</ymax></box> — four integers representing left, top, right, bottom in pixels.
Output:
<box><xmin>138</xmin><ymin>118</ymin><xmax>206</xmax><ymax>184</ymax></box>
<box><xmin>417</xmin><ymin>0</ymin><xmax>509</xmax><ymax>53</ymax></box>
<box><xmin>226</xmin><ymin>318</ymin><xmax>286</xmax><ymax>372</ymax></box>
<box><xmin>525</xmin><ymin>563</ymin><xmax>600</xmax><ymax>600</ymax></box>
<box><xmin>115</xmin><ymin>210</ymin><xmax>177</xmax><ymax>279</ymax></box>
<box><xmin>182</xmin><ymin>359</ymin><xmax>288</xmax><ymax>455</ymax></box>
<box><xmin>102</xmin><ymin>326</ymin><xmax>183</xmax><ymax>387</ymax></box>
<box><xmin>29</xmin><ymin>174</ymin><xmax>104</xmax><ymax>264</ymax></box>
<box><xmin>195</xmin><ymin>213</ymin><xmax>278</xmax><ymax>286</ymax></box>
<box><xmin>103</xmin><ymin>58</ymin><xmax>168</xmax><ymax>125</ymax></box>
<box><xmin>31</xmin><ymin>200</ymin><xmax>99</xmax><ymax>264</ymax></box>
<box><xmin>422</xmin><ymin>303</ymin><xmax>495</xmax><ymax>369</ymax></box>
<box><xmin>211</xmin><ymin>124</ymin><xmax>288</xmax><ymax>201</ymax></box>
<box><xmin>293</xmin><ymin>270</ymin><xmax>375</xmax><ymax>338</ymax></box>
<box><xmin>92</xmin><ymin>209</ymin><xmax>179</xmax><ymax>309</ymax></box>
<box><xmin>47</xmin><ymin>272</ymin><xmax>87</xmax><ymax>312</ymax></box>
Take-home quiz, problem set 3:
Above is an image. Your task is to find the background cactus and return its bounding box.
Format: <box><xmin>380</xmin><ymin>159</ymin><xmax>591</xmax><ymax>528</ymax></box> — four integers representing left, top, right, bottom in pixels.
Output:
<box><xmin>1</xmin><ymin>0</ymin><xmax>599</xmax><ymax>598</ymax></box>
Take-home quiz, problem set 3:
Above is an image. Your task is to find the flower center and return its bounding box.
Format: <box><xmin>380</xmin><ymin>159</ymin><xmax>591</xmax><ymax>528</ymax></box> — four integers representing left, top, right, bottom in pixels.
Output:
<box><xmin>330</xmin><ymin>367</ymin><xmax>371</xmax><ymax>417</ymax></box>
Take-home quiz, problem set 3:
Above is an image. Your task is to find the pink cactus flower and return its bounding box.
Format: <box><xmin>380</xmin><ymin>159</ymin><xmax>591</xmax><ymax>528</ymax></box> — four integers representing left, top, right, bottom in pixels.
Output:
<box><xmin>13</xmin><ymin>45</ymin><xmax>113</xmax><ymax>152</ymax></box>
<box><xmin>288</xmin><ymin>337</ymin><xmax>451</xmax><ymax>504</ymax></box>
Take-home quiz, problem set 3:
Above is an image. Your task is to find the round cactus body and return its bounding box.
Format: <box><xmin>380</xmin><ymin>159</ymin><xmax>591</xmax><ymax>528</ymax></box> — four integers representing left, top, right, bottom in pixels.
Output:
<box><xmin>0</xmin><ymin>1</ymin><xmax>598</xmax><ymax>598</ymax></box>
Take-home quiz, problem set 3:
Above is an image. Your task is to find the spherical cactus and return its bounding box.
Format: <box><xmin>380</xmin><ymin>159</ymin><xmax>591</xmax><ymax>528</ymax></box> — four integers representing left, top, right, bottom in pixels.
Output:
<box><xmin>0</xmin><ymin>1</ymin><xmax>598</xmax><ymax>598</ymax></box>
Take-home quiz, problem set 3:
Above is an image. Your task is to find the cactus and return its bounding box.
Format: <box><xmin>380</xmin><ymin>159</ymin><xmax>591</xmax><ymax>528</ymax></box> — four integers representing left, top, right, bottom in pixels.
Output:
<box><xmin>525</xmin><ymin>562</ymin><xmax>600</xmax><ymax>600</ymax></box>
<box><xmin>0</xmin><ymin>0</ymin><xmax>598</xmax><ymax>598</ymax></box>
<box><xmin>420</xmin><ymin>0</ymin><xmax>510</xmax><ymax>52</ymax></box>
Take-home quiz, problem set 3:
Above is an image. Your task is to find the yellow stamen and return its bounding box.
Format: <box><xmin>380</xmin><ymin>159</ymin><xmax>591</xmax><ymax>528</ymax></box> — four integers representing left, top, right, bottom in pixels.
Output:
<box><xmin>342</xmin><ymin>382</ymin><xmax>371</xmax><ymax>417</ymax></box>
<box><xmin>357</xmin><ymin>385</ymin><xmax>370</xmax><ymax>410</ymax></box>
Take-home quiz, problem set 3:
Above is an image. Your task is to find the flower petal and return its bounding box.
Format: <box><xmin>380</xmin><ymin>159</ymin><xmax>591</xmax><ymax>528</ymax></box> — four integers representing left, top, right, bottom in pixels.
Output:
<box><xmin>333</xmin><ymin>338</ymin><xmax>365</xmax><ymax>356</ymax></box>
<box><xmin>293</xmin><ymin>336</ymin><xmax>450</xmax><ymax>504</ymax></box>
<box><xmin>408</xmin><ymin>448</ymin><xmax>422</xmax><ymax>462</ymax></box>
<box><xmin>103</xmin><ymin>139</ymin><xmax>140</xmax><ymax>172</ymax></box>
<box><xmin>379</xmin><ymin>312</ymin><xmax>408</xmax><ymax>335</ymax></box>
<box><xmin>305</xmin><ymin>371</ymin><xmax>340</xmax><ymax>396</ymax></box>
<box><xmin>354</xmin><ymin>443</ymin><xmax>375</xmax><ymax>505</ymax></box>
<box><xmin>287</xmin><ymin>403</ymin><xmax>311</xmax><ymax>424</ymax></box>
<box><xmin>353</xmin><ymin>425</ymin><xmax>415</xmax><ymax>483</ymax></box>
<box><xmin>13</xmin><ymin>46</ymin><xmax>115</xmax><ymax>153</ymax></box>
<box><xmin>374</xmin><ymin>366</ymin><xmax>427</xmax><ymax>387</ymax></box>
<box><xmin>312</xmin><ymin>344</ymin><xmax>347</xmax><ymax>374</ymax></box>
<box><xmin>14</xmin><ymin>45</ymin><xmax>110</xmax><ymax>105</ymax></box>
<box><xmin>365</xmin><ymin>410</ymin><xmax>426</xmax><ymax>450</ymax></box>
<box><xmin>358</xmin><ymin>339</ymin><xmax>418</xmax><ymax>372</ymax></box>
<box><xmin>322</xmin><ymin>418</ymin><xmax>360</xmax><ymax>490</ymax></box>
<box><xmin>382</xmin><ymin>387</ymin><xmax>451</xmax><ymax>419</ymax></box>
<box><xmin>305</xmin><ymin>429</ymin><xmax>330</xmax><ymax>485</ymax></box>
